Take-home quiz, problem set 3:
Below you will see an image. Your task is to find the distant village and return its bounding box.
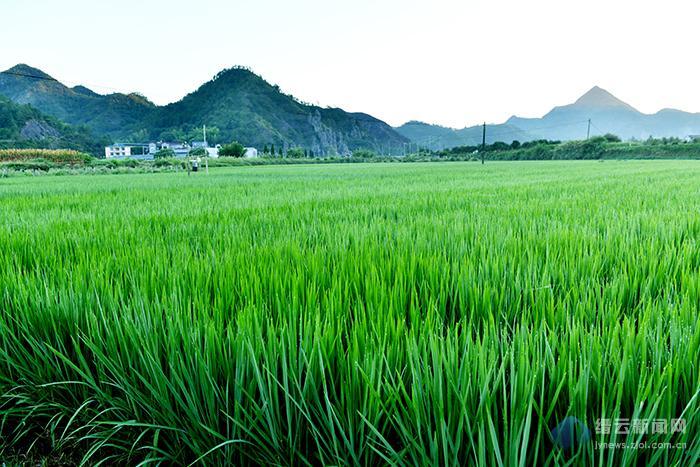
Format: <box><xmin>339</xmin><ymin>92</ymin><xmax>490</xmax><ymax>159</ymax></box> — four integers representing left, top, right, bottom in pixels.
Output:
<box><xmin>105</xmin><ymin>141</ymin><xmax>258</xmax><ymax>160</ymax></box>
<box><xmin>105</xmin><ymin>129</ymin><xmax>258</xmax><ymax>160</ymax></box>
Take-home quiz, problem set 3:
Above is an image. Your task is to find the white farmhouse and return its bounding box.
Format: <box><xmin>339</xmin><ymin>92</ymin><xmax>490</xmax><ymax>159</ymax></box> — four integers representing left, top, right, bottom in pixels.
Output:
<box><xmin>105</xmin><ymin>143</ymin><xmax>155</xmax><ymax>159</ymax></box>
<box><xmin>245</xmin><ymin>147</ymin><xmax>258</xmax><ymax>158</ymax></box>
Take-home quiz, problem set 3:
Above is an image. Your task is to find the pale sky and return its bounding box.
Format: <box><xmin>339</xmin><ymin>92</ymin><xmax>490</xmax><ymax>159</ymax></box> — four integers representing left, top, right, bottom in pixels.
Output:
<box><xmin>1</xmin><ymin>0</ymin><xmax>698</xmax><ymax>128</ymax></box>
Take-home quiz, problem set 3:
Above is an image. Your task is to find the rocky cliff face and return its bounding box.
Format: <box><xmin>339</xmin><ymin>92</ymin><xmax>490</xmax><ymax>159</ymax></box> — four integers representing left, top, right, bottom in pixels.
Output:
<box><xmin>20</xmin><ymin>119</ymin><xmax>61</xmax><ymax>140</ymax></box>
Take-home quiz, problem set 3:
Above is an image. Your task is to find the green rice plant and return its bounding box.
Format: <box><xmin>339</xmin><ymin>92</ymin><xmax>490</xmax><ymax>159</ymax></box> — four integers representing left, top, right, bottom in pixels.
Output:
<box><xmin>0</xmin><ymin>161</ymin><xmax>698</xmax><ymax>465</ymax></box>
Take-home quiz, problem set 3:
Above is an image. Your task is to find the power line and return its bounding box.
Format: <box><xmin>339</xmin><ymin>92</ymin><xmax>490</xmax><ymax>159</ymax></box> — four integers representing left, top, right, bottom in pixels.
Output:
<box><xmin>0</xmin><ymin>70</ymin><xmax>60</xmax><ymax>82</ymax></box>
<box><xmin>0</xmin><ymin>68</ymin><xmax>137</xmax><ymax>95</ymax></box>
<box><xmin>590</xmin><ymin>121</ymin><xmax>605</xmax><ymax>135</ymax></box>
<box><xmin>487</xmin><ymin>120</ymin><xmax>591</xmax><ymax>139</ymax></box>
<box><xmin>416</xmin><ymin>119</ymin><xmax>592</xmax><ymax>148</ymax></box>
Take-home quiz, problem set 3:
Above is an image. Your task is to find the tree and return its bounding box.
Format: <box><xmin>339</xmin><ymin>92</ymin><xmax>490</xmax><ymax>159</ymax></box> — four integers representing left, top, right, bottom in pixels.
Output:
<box><xmin>219</xmin><ymin>141</ymin><xmax>246</xmax><ymax>158</ymax></box>
<box><xmin>159</xmin><ymin>129</ymin><xmax>186</xmax><ymax>142</ymax></box>
<box><xmin>270</xmin><ymin>144</ymin><xmax>275</xmax><ymax>156</ymax></box>
<box><xmin>130</xmin><ymin>129</ymin><xmax>149</xmax><ymax>142</ymax></box>
<box><xmin>278</xmin><ymin>147</ymin><xmax>283</xmax><ymax>157</ymax></box>
<box><xmin>603</xmin><ymin>133</ymin><xmax>621</xmax><ymax>143</ymax></box>
<box><xmin>154</xmin><ymin>148</ymin><xmax>176</xmax><ymax>159</ymax></box>
<box><xmin>287</xmin><ymin>147</ymin><xmax>305</xmax><ymax>158</ymax></box>
<box><xmin>352</xmin><ymin>149</ymin><xmax>376</xmax><ymax>159</ymax></box>
<box><xmin>263</xmin><ymin>144</ymin><xmax>269</xmax><ymax>154</ymax></box>
<box><xmin>189</xmin><ymin>147</ymin><xmax>207</xmax><ymax>157</ymax></box>
<box><xmin>489</xmin><ymin>142</ymin><xmax>510</xmax><ymax>151</ymax></box>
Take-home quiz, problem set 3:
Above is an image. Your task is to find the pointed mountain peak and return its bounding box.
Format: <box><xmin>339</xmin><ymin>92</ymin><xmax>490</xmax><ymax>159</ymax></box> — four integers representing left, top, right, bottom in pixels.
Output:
<box><xmin>573</xmin><ymin>86</ymin><xmax>637</xmax><ymax>111</ymax></box>
<box><xmin>4</xmin><ymin>64</ymin><xmax>56</xmax><ymax>80</ymax></box>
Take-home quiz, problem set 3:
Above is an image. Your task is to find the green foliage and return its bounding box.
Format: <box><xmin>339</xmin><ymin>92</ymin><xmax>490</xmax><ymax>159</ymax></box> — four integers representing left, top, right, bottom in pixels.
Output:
<box><xmin>352</xmin><ymin>149</ymin><xmax>377</xmax><ymax>159</ymax></box>
<box><xmin>128</xmin><ymin>128</ymin><xmax>150</xmax><ymax>142</ymax></box>
<box><xmin>188</xmin><ymin>147</ymin><xmax>207</xmax><ymax>157</ymax></box>
<box><xmin>219</xmin><ymin>141</ymin><xmax>246</xmax><ymax>158</ymax></box>
<box><xmin>0</xmin><ymin>159</ymin><xmax>53</xmax><ymax>171</ymax></box>
<box><xmin>154</xmin><ymin>148</ymin><xmax>176</xmax><ymax>159</ymax></box>
<box><xmin>439</xmin><ymin>137</ymin><xmax>700</xmax><ymax>161</ymax></box>
<box><xmin>286</xmin><ymin>147</ymin><xmax>305</xmax><ymax>158</ymax></box>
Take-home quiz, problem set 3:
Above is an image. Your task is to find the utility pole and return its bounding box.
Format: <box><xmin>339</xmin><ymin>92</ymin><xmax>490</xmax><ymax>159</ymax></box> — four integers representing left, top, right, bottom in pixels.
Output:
<box><xmin>204</xmin><ymin>125</ymin><xmax>209</xmax><ymax>175</ymax></box>
<box><xmin>481</xmin><ymin>122</ymin><xmax>486</xmax><ymax>164</ymax></box>
<box><xmin>586</xmin><ymin>119</ymin><xmax>591</xmax><ymax>140</ymax></box>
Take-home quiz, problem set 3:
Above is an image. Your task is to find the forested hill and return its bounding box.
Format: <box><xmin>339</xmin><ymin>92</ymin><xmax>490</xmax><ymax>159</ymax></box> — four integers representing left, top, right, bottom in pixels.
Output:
<box><xmin>0</xmin><ymin>95</ymin><xmax>104</xmax><ymax>153</ymax></box>
<box><xmin>0</xmin><ymin>64</ymin><xmax>155</xmax><ymax>139</ymax></box>
<box><xmin>147</xmin><ymin>67</ymin><xmax>408</xmax><ymax>155</ymax></box>
<box><xmin>0</xmin><ymin>65</ymin><xmax>408</xmax><ymax>155</ymax></box>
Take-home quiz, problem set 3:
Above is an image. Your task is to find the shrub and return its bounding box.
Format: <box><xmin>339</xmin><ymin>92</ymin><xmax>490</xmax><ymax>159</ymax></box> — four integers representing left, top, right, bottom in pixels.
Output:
<box><xmin>154</xmin><ymin>148</ymin><xmax>176</xmax><ymax>159</ymax></box>
<box><xmin>189</xmin><ymin>147</ymin><xmax>207</xmax><ymax>157</ymax></box>
<box><xmin>286</xmin><ymin>148</ymin><xmax>305</xmax><ymax>158</ymax></box>
<box><xmin>352</xmin><ymin>149</ymin><xmax>377</xmax><ymax>159</ymax></box>
<box><xmin>219</xmin><ymin>142</ymin><xmax>246</xmax><ymax>158</ymax></box>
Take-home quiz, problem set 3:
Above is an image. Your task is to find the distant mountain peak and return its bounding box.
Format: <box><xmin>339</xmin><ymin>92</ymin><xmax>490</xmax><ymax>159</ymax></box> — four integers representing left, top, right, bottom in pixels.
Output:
<box><xmin>4</xmin><ymin>64</ymin><xmax>55</xmax><ymax>80</ymax></box>
<box><xmin>72</xmin><ymin>85</ymin><xmax>98</xmax><ymax>96</ymax></box>
<box><xmin>212</xmin><ymin>66</ymin><xmax>261</xmax><ymax>84</ymax></box>
<box><xmin>573</xmin><ymin>86</ymin><xmax>636</xmax><ymax>111</ymax></box>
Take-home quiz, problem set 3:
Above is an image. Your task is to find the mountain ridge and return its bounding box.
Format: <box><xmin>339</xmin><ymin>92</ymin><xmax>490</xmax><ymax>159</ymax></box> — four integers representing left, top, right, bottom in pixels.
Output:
<box><xmin>399</xmin><ymin>86</ymin><xmax>700</xmax><ymax>147</ymax></box>
<box><xmin>0</xmin><ymin>64</ymin><xmax>408</xmax><ymax>155</ymax></box>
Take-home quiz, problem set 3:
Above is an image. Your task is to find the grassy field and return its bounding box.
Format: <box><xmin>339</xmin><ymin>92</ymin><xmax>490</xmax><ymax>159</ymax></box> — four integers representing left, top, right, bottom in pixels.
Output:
<box><xmin>0</xmin><ymin>161</ymin><xmax>698</xmax><ymax>465</ymax></box>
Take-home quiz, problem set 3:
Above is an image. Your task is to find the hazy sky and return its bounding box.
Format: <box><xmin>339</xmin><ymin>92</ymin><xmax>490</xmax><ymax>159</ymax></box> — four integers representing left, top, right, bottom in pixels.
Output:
<box><xmin>2</xmin><ymin>0</ymin><xmax>698</xmax><ymax>128</ymax></box>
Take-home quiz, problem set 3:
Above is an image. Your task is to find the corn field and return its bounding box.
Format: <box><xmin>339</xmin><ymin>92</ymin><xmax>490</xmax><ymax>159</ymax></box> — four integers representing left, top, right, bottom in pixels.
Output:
<box><xmin>0</xmin><ymin>149</ymin><xmax>91</xmax><ymax>164</ymax></box>
<box><xmin>0</xmin><ymin>161</ymin><xmax>698</xmax><ymax>465</ymax></box>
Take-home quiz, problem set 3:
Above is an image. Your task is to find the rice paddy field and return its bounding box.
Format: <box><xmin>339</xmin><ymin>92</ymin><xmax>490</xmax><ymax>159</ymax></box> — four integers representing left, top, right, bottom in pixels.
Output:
<box><xmin>0</xmin><ymin>161</ymin><xmax>698</xmax><ymax>466</ymax></box>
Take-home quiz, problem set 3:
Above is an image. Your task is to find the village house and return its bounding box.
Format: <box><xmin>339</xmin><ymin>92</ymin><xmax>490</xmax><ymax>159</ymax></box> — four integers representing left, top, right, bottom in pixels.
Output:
<box><xmin>104</xmin><ymin>143</ymin><xmax>155</xmax><ymax>159</ymax></box>
<box><xmin>105</xmin><ymin>140</ymin><xmax>257</xmax><ymax>160</ymax></box>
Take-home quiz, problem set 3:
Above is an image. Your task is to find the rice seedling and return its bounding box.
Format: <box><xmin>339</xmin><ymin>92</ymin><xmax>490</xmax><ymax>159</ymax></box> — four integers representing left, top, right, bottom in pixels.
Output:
<box><xmin>0</xmin><ymin>161</ymin><xmax>697</xmax><ymax>465</ymax></box>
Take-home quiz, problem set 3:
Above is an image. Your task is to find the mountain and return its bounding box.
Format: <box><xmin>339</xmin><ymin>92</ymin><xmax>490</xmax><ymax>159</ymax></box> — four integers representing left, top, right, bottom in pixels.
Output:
<box><xmin>506</xmin><ymin>86</ymin><xmax>645</xmax><ymax>141</ymax></box>
<box><xmin>400</xmin><ymin>86</ymin><xmax>700</xmax><ymax>147</ymax></box>
<box><xmin>146</xmin><ymin>67</ymin><xmax>407</xmax><ymax>155</ymax></box>
<box><xmin>0</xmin><ymin>65</ymin><xmax>408</xmax><ymax>155</ymax></box>
<box><xmin>0</xmin><ymin>94</ymin><xmax>105</xmax><ymax>153</ymax></box>
<box><xmin>0</xmin><ymin>65</ymin><xmax>156</xmax><ymax>138</ymax></box>
<box><xmin>509</xmin><ymin>86</ymin><xmax>700</xmax><ymax>141</ymax></box>
<box><xmin>395</xmin><ymin>121</ymin><xmax>535</xmax><ymax>149</ymax></box>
